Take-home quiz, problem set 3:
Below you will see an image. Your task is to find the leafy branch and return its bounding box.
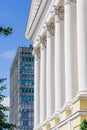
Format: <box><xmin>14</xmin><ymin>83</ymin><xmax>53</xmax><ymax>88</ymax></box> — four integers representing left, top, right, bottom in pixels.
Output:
<box><xmin>0</xmin><ymin>27</ymin><xmax>12</xmax><ymax>36</ymax></box>
<box><xmin>0</xmin><ymin>78</ymin><xmax>16</xmax><ymax>130</ymax></box>
<box><xmin>80</xmin><ymin>119</ymin><xmax>87</xmax><ymax>130</ymax></box>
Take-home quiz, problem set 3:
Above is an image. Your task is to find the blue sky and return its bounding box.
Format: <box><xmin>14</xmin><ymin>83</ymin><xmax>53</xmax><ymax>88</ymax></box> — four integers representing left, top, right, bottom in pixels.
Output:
<box><xmin>0</xmin><ymin>0</ymin><xmax>32</xmax><ymax>97</ymax></box>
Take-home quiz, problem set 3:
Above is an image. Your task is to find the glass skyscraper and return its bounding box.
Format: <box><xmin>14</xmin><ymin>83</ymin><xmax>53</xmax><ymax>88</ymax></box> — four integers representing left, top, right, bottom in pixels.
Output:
<box><xmin>10</xmin><ymin>46</ymin><xmax>34</xmax><ymax>130</ymax></box>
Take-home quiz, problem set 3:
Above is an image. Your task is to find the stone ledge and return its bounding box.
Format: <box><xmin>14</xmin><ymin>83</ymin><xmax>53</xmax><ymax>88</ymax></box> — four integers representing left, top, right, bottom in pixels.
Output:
<box><xmin>72</xmin><ymin>98</ymin><xmax>87</xmax><ymax>114</ymax></box>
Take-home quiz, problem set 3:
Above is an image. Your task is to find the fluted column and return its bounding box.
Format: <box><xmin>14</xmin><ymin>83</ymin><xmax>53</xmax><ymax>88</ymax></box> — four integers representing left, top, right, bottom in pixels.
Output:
<box><xmin>34</xmin><ymin>48</ymin><xmax>40</xmax><ymax>129</ymax></box>
<box><xmin>64</xmin><ymin>0</ymin><xmax>74</xmax><ymax>104</ymax></box>
<box><xmin>77</xmin><ymin>0</ymin><xmax>87</xmax><ymax>94</ymax></box>
<box><xmin>40</xmin><ymin>37</ymin><xmax>46</xmax><ymax>124</ymax></box>
<box><xmin>46</xmin><ymin>23</ymin><xmax>54</xmax><ymax>120</ymax></box>
<box><xmin>54</xmin><ymin>6</ymin><xmax>64</xmax><ymax>114</ymax></box>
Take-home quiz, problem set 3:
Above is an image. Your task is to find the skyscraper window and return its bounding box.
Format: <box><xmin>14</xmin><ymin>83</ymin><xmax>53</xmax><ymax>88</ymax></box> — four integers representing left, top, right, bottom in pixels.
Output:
<box><xmin>10</xmin><ymin>46</ymin><xmax>34</xmax><ymax>130</ymax></box>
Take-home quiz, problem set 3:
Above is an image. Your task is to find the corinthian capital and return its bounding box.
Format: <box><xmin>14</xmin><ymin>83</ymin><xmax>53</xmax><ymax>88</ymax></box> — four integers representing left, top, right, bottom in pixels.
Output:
<box><xmin>46</xmin><ymin>23</ymin><xmax>55</xmax><ymax>35</ymax></box>
<box><xmin>40</xmin><ymin>36</ymin><xmax>46</xmax><ymax>44</ymax></box>
<box><xmin>33</xmin><ymin>47</ymin><xmax>40</xmax><ymax>60</ymax></box>
<box><xmin>39</xmin><ymin>36</ymin><xmax>47</xmax><ymax>50</ymax></box>
<box><xmin>54</xmin><ymin>6</ymin><xmax>64</xmax><ymax>21</ymax></box>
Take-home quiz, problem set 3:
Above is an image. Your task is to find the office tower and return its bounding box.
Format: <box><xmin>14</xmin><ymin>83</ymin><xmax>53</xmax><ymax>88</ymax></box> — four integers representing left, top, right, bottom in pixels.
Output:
<box><xmin>10</xmin><ymin>46</ymin><xmax>34</xmax><ymax>130</ymax></box>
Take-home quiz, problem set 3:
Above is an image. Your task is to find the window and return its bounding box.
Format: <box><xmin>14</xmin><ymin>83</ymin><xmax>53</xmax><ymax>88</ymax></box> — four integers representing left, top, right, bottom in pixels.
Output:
<box><xmin>19</xmin><ymin>104</ymin><xmax>34</xmax><ymax>110</ymax></box>
<box><xmin>19</xmin><ymin>95</ymin><xmax>34</xmax><ymax>102</ymax></box>
<box><xmin>20</xmin><ymin>72</ymin><xmax>34</xmax><ymax>79</ymax></box>
<box><xmin>20</xmin><ymin>88</ymin><xmax>34</xmax><ymax>93</ymax></box>
<box><xmin>31</xmin><ymin>113</ymin><xmax>34</xmax><ymax>117</ymax></box>
<box><xmin>21</xmin><ymin>112</ymin><xmax>29</xmax><ymax>118</ymax></box>
<box><xmin>20</xmin><ymin>57</ymin><xmax>34</xmax><ymax>63</ymax></box>
<box><xmin>19</xmin><ymin>120</ymin><xmax>33</xmax><ymax>126</ymax></box>
<box><xmin>20</xmin><ymin>64</ymin><xmax>34</xmax><ymax>70</ymax></box>
<box><xmin>20</xmin><ymin>80</ymin><xmax>34</xmax><ymax>86</ymax></box>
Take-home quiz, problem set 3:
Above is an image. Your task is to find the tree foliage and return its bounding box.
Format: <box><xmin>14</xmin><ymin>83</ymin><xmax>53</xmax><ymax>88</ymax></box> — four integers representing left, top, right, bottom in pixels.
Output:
<box><xmin>0</xmin><ymin>27</ymin><xmax>12</xmax><ymax>36</ymax></box>
<box><xmin>80</xmin><ymin>119</ymin><xmax>87</xmax><ymax>130</ymax></box>
<box><xmin>0</xmin><ymin>78</ymin><xmax>16</xmax><ymax>130</ymax></box>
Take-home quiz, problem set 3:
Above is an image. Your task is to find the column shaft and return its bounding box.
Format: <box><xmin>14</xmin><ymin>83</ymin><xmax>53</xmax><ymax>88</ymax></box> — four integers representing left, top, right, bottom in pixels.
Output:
<box><xmin>34</xmin><ymin>53</ymin><xmax>40</xmax><ymax>128</ymax></box>
<box><xmin>64</xmin><ymin>0</ymin><xmax>73</xmax><ymax>103</ymax></box>
<box><xmin>77</xmin><ymin>0</ymin><xmax>87</xmax><ymax>92</ymax></box>
<box><xmin>55</xmin><ymin>14</ymin><xmax>62</xmax><ymax>112</ymax></box>
<box><xmin>40</xmin><ymin>43</ymin><xmax>46</xmax><ymax>124</ymax></box>
<box><xmin>46</xmin><ymin>28</ymin><xmax>54</xmax><ymax>119</ymax></box>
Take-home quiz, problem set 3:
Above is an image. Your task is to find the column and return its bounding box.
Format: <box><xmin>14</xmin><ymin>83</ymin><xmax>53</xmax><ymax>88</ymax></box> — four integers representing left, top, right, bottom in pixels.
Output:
<box><xmin>68</xmin><ymin>121</ymin><xmax>71</xmax><ymax>130</ymax></box>
<box><xmin>54</xmin><ymin>6</ymin><xmax>64</xmax><ymax>114</ymax></box>
<box><xmin>34</xmin><ymin>48</ymin><xmax>40</xmax><ymax>129</ymax></box>
<box><xmin>46</xmin><ymin>23</ymin><xmax>54</xmax><ymax>120</ymax></box>
<box><xmin>77</xmin><ymin>0</ymin><xmax>87</xmax><ymax>93</ymax></box>
<box><xmin>64</xmin><ymin>0</ymin><xmax>73</xmax><ymax>103</ymax></box>
<box><xmin>40</xmin><ymin>37</ymin><xmax>46</xmax><ymax>124</ymax></box>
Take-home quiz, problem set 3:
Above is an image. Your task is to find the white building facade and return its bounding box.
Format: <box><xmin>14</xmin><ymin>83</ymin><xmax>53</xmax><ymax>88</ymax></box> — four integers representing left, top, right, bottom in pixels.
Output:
<box><xmin>25</xmin><ymin>0</ymin><xmax>87</xmax><ymax>129</ymax></box>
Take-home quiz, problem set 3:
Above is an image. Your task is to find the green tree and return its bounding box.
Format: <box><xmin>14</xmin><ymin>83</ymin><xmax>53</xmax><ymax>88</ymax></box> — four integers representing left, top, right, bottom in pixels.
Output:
<box><xmin>0</xmin><ymin>26</ymin><xmax>16</xmax><ymax>129</ymax></box>
<box><xmin>0</xmin><ymin>27</ymin><xmax>12</xmax><ymax>36</ymax></box>
<box><xmin>80</xmin><ymin>119</ymin><xmax>87</xmax><ymax>130</ymax></box>
<box><xmin>0</xmin><ymin>78</ymin><xmax>16</xmax><ymax>130</ymax></box>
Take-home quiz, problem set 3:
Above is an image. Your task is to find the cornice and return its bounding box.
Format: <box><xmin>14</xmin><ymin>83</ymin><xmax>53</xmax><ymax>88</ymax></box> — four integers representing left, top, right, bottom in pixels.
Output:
<box><xmin>25</xmin><ymin>0</ymin><xmax>47</xmax><ymax>40</ymax></box>
<box><xmin>26</xmin><ymin>0</ymin><xmax>42</xmax><ymax>30</ymax></box>
<box><xmin>25</xmin><ymin>0</ymin><xmax>64</xmax><ymax>47</ymax></box>
<box><xmin>25</xmin><ymin>0</ymin><xmax>76</xmax><ymax>42</ymax></box>
<box><xmin>31</xmin><ymin>0</ymin><xmax>57</xmax><ymax>43</ymax></box>
<box><xmin>32</xmin><ymin>0</ymin><xmax>60</xmax><ymax>42</ymax></box>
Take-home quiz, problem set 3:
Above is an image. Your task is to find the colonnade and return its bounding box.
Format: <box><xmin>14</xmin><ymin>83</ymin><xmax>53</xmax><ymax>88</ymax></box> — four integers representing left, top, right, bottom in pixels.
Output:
<box><xmin>33</xmin><ymin>0</ymin><xmax>87</xmax><ymax>129</ymax></box>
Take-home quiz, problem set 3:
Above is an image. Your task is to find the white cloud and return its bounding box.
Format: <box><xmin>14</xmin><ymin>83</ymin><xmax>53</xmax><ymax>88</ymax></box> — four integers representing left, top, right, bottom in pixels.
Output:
<box><xmin>1</xmin><ymin>96</ymin><xmax>10</xmax><ymax>107</ymax></box>
<box><xmin>1</xmin><ymin>97</ymin><xmax>10</xmax><ymax>122</ymax></box>
<box><xmin>0</xmin><ymin>50</ymin><xmax>16</xmax><ymax>60</ymax></box>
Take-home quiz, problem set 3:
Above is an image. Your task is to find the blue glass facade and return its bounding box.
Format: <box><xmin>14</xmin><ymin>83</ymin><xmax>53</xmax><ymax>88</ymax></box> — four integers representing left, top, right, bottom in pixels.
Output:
<box><xmin>20</xmin><ymin>80</ymin><xmax>34</xmax><ymax>86</ymax></box>
<box><xmin>10</xmin><ymin>46</ymin><xmax>34</xmax><ymax>130</ymax></box>
<box><xmin>20</xmin><ymin>57</ymin><xmax>34</xmax><ymax>62</ymax></box>
<box><xmin>19</xmin><ymin>47</ymin><xmax>34</xmax><ymax>129</ymax></box>
<box><xmin>20</xmin><ymin>88</ymin><xmax>34</xmax><ymax>93</ymax></box>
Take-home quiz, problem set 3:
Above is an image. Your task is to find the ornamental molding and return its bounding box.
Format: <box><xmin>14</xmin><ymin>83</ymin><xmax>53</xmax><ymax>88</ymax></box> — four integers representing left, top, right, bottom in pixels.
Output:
<box><xmin>33</xmin><ymin>47</ymin><xmax>40</xmax><ymax>59</ymax></box>
<box><xmin>25</xmin><ymin>0</ymin><xmax>47</xmax><ymax>39</ymax></box>
<box><xmin>54</xmin><ymin>6</ymin><xmax>64</xmax><ymax>21</ymax></box>
<box><xmin>65</xmin><ymin>0</ymin><xmax>76</xmax><ymax>4</ymax></box>
<box><xmin>39</xmin><ymin>36</ymin><xmax>47</xmax><ymax>49</ymax></box>
<box><xmin>26</xmin><ymin>0</ymin><xmax>42</xmax><ymax>32</ymax></box>
<box><xmin>25</xmin><ymin>0</ymin><xmax>65</xmax><ymax>44</ymax></box>
<box><xmin>39</xmin><ymin>36</ymin><xmax>47</xmax><ymax>44</ymax></box>
<box><xmin>46</xmin><ymin>23</ymin><xmax>55</xmax><ymax>35</ymax></box>
<box><xmin>25</xmin><ymin>0</ymin><xmax>54</xmax><ymax>41</ymax></box>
